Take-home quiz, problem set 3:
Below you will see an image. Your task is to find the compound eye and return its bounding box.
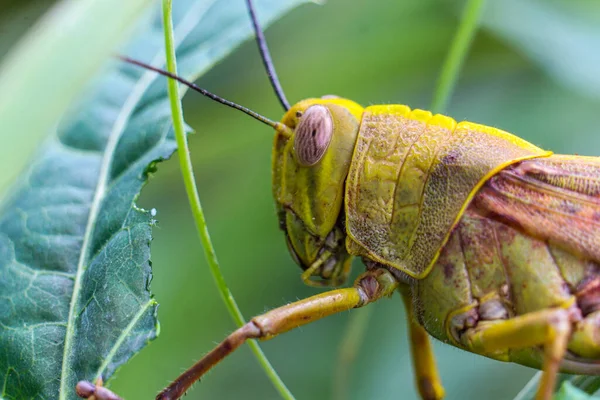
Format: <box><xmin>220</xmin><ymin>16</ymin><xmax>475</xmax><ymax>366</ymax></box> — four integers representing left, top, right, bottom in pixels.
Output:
<box><xmin>293</xmin><ymin>105</ymin><xmax>333</xmax><ymax>166</ymax></box>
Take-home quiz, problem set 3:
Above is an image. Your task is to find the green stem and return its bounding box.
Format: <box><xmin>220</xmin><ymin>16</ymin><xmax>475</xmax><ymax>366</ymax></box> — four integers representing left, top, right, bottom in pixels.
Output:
<box><xmin>332</xmin><ymin>308</ymin><xmax>373</xmax><ymax>400</ymax></box>
<box><xmin>430</xmin><ymin>0</ymin><xmax>486</xmax><ymax>114</ymax></box>
<box><xmin>160</xmin><ymin>1</ymin><xmax>294</xmax><ymax>399</ymax></box>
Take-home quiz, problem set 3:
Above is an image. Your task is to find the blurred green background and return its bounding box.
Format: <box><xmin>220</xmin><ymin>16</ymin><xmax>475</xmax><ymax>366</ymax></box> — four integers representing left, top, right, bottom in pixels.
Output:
<box><xmin>2</xmin><ymin>0</ymin><xmax>600</xmax><ymax>399</ymax></box>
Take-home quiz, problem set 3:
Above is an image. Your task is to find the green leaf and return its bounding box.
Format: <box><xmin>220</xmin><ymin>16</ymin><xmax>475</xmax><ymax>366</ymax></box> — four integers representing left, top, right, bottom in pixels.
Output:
<box><xmin>481</xmin><ymin>0</ymin><xmax>600</xmax><ymax>99</ymax></box>
<box><xmin>0</xmin><ymin>0</ymin><xmax>309</xmax><ymax>399</ymax></box>
<box><xmin>0</xmin><ymin>0</ymin><xmax>155</xmax><ymax>197</ymax></box>
<box><xmin>555</xmin><ymin>382</ymin><xmax>600</xmax><ymax>400</ymax></box>
<box><xmin>513</xmin><ymin>373</ymin><xmax>600</xmax><ymax>400</ymax></box>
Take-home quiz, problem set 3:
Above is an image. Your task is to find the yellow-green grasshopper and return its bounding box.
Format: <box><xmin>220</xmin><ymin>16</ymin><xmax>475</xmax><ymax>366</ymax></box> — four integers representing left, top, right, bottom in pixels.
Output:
<box><xmin>122</xmin><ymin>1</ymin><xmax>600</xmax><ymax>399</ymax></box>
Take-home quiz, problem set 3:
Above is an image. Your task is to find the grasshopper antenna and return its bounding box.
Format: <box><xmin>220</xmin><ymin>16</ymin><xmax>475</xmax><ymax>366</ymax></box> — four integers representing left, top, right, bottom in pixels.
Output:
<box><xmin>246</xmin><ymin>0</ymin><xmax>291</xmax><ymax>111</ymax></box>
<box><xmin>118</xmin><ymin>55</ymin><xmax>291</xmax><ymax>136</ymax></box>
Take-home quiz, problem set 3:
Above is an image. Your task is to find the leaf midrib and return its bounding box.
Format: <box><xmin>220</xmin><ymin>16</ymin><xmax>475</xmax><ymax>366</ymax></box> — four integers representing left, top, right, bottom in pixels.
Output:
<box><xmin>57</xmin><ymin>1</ymin><xmax>218</xmax><ymax>397</ymax></box>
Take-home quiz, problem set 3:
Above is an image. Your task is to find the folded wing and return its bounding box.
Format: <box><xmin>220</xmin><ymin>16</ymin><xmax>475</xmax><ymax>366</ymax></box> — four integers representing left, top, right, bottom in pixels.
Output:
<box><xmin>474</xmin><ymin>155</ymin><xmax>600</xmax><ymax>263</ymax></box>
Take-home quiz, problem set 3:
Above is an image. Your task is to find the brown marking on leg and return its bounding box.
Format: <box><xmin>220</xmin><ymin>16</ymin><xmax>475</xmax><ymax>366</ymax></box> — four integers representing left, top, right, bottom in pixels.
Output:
<box><xmin>419</xmin><ymin>376</ymin><xmax>440</xmax><ymax>400</ymax></box>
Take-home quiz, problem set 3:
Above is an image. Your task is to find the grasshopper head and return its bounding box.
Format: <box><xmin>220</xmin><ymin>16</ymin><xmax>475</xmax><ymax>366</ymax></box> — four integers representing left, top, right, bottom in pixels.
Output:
<box><xmin>272</xmin><ymin>97</ymin><xmax>363</xmax><ymax>287</ymax></box>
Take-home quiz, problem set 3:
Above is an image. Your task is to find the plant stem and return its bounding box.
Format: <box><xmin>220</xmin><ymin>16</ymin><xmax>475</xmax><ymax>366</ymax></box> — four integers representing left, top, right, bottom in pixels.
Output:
<box><xmin>431</xmin><ymin>0</ymin><xmax>486</xmax><ymax>114</ymax></box>
<box><xmin>333</xmin><ymin>308</ymin><xmax>373</xmax><ymax>400</ymax></box>
<box><xmin>161</xmin><ymin>1</ymin><xmax>294</xmax><ymax>399</ymax></box>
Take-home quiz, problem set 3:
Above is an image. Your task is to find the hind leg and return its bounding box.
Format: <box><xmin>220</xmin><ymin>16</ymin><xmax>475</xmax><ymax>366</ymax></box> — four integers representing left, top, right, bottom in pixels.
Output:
<box><xmin>462</xmin><ymin>308</ymin><xmax>571</xmax><ymax>400</ymax></box>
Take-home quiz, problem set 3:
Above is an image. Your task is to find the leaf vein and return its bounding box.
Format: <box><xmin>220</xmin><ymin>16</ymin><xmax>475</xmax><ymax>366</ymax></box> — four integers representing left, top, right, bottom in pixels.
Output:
<box><xmin>58</xmin><ymin>2</ymin><xmax>217</xmax><ymax>395</ymax></box>
<box><xmin>94</xmin><ymin>299</ymin><xmax>156</xmax><ymax>381</ymax></box>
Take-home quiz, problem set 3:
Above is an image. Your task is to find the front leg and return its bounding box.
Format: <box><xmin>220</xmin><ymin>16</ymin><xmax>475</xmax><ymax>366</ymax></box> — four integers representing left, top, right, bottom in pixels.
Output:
<box><xmin>156</xmin><ymin>268</ymin><xmax>399</xmax><ymax>400</ymax></box>
<box><xmin>462</xmin><ymin>308</ymin><xmax>572</xmax><ymax>400</ymax></box>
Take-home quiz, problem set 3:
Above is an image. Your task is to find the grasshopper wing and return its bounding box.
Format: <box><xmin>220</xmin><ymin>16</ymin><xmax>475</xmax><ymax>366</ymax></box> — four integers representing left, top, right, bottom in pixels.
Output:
<box><xmin>474</xmin><ymin>155</ymin><xmax>600</xmax><ymax>263</ymax></box>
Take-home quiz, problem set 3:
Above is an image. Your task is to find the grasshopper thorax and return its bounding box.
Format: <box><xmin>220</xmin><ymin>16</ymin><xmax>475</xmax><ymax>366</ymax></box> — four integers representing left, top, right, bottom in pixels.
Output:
<box><xmin>272</xmin><ymin>97</ymin><xmax>364</xmax><ymax>287</ymax></box>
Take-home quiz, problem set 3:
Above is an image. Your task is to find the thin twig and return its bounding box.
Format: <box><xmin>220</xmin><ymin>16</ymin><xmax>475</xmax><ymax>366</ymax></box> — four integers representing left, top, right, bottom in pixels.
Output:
<box><xmin>160</xmin><ymin>0</ymin><xmax>294</xmax><ymax>398</ymax></box>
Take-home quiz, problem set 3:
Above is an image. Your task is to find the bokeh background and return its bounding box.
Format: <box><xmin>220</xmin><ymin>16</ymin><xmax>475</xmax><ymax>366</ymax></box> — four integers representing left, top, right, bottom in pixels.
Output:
<box><xmin>2</xmin><ymin>0</ymin><xmax>600</xmax><ymax>399</ymax></box>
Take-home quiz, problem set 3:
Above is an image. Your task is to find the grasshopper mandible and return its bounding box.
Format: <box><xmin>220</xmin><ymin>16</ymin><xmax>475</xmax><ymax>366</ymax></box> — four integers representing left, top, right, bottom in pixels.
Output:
<box><xmin>123</xmin><ymin>1</ymin><xmax>600</xmax><ymax>399</ymax></box>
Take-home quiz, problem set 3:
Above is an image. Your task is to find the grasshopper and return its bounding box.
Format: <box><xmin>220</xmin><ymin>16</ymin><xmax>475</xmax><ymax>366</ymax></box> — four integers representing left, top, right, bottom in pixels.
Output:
<box><xmin>123</xmin><ymin>1</ymin><xmax>600</xmax><ymax>399</ymax></box>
